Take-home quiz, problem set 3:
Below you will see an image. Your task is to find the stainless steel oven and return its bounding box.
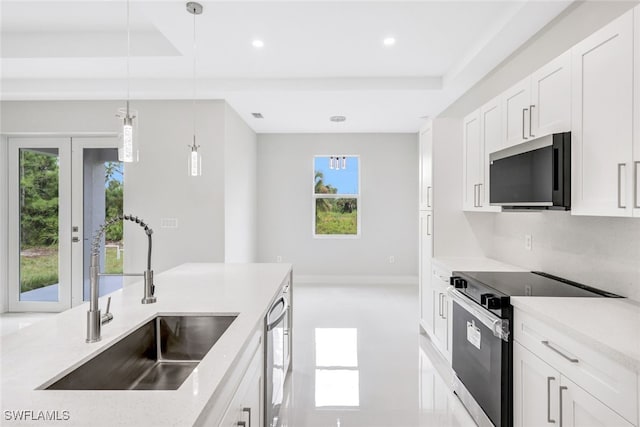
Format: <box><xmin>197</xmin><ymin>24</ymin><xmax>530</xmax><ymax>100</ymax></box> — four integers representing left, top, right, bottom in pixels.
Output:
<box><xmin>264</xmin><ymin>279</ymin><xmax>292</xmax><ymax>427</ymax></box>
<box><xmin>449</xmin><ymin>288</ymin><xmax>511</xmax><ymax>427</ymax></box>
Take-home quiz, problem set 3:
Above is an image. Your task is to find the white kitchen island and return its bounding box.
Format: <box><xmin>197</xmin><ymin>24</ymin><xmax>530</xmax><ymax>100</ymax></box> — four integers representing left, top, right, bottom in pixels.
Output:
<box><xmin>0</xmin><ymin>263</ymin><xmax>292</xmax><ymax>426</ymax></box>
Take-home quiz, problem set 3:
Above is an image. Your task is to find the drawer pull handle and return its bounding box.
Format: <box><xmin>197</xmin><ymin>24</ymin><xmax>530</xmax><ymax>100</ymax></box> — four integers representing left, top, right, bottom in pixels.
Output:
<box><xmin>542</xmin><ymin>340</ymin><xmax>579</xmax><ymax>363</ymax></box>
<box><xmin>547</xmin><ymin>376</ymin><xmax>556</xmax><ymax>423</ymax></box>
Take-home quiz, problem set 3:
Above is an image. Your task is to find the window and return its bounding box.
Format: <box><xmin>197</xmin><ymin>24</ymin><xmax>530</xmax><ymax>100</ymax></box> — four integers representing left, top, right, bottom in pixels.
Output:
<box><xmin>313</xmin><ymin>155</ymin><xmax>360</xmax><ymax>237</ymax></box>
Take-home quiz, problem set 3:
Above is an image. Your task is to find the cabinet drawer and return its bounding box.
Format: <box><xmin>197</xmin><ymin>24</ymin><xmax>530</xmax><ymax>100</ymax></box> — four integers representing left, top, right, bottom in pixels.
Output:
<box><xmin>514</xmin><ymin>310</ymin><xmax>638</xmax><ymax>425</ymax></box>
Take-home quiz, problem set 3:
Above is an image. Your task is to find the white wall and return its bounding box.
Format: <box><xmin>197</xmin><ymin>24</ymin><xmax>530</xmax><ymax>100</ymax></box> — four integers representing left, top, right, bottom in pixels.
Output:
<box><xmin>437</xmin><ymin>1</ymin><xmax>640</xmax><ymax>301</ymax></box>
<box><xmin>257</xmin><ymin>133</ymin><xmax>418</xmax><ymax>280</ymax></box>
<box><xmin>224</xmin><ymin>104</ymin><xmax>257</xmax><ymax>263</ymax></box>
<box><xmin>0</xmin><ymin>100</ymin><xmax>231</xmax><ymax>307</ymax></box>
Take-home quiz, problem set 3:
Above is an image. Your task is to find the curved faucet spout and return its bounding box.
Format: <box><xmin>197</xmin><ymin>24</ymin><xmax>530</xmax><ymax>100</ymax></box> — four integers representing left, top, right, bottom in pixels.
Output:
<box><xmin>86</xmin><ymin>214</ymin><xmax>156</xmax><ymax>343</ymax></box>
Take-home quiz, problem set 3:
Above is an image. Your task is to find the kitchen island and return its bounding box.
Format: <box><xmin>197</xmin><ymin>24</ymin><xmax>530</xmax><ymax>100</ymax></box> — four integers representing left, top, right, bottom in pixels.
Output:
<box><xmin>1</xmin><ymin>263</ymin><xmax>292</xmax><ymax>426</ymax></box>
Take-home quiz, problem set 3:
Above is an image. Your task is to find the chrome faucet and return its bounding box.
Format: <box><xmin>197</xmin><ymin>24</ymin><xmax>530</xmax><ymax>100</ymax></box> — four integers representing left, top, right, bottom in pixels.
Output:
<box><xmin>86</xmin><ymin>214</ymin><xmax>156</xmax><ymax>343</ymax></box>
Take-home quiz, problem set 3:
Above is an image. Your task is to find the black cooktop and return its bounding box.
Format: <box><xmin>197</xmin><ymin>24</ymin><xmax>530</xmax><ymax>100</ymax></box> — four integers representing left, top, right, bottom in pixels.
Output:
<box><xmin>453</xmin><ymin>271</ymin><xmax>621</xmax><ymax>298</ymax></box>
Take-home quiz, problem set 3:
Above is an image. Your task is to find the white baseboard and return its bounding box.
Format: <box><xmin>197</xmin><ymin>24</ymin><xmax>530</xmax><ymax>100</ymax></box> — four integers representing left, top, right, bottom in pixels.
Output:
<box><xmin>294</xmin><ymin>275</ymin><xmax>417</xmax><ymax>286</ymax></box>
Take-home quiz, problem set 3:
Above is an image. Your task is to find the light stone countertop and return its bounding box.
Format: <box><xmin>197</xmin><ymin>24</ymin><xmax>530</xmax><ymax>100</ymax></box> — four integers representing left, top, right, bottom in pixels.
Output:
<box><xmin>432</xmin><ymin>256</ymin><xmax>640</xmax><ymax>373</ymax></box>
<box><xmin>0</xmin><ymin>263</ymin><xmax>292</xmax><ymax>426</ymax></box>
<box><xmin>432</xmin><ymin>256</ymin><xmax>528</xmax><ymax>274</ymax></box>
<box><xmin>511</xmin><ymin>296</ymin><xmax>640</xmax><ymax>373</ymax></box>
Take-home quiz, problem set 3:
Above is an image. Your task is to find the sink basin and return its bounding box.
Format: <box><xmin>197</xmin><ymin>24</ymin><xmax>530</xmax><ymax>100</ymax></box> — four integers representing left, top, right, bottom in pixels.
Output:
<box><xmin>45</xmin><ymin>315</ymin><xmax>237</xmax><ymax>390</ymax></box>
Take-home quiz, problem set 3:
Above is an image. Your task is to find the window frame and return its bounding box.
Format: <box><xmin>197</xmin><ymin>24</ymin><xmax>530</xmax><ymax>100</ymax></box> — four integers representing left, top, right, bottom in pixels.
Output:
<box><xmin>312</xmin><ymin>154</ymin><xmax>361</xmax><ymax>239</ymax></box>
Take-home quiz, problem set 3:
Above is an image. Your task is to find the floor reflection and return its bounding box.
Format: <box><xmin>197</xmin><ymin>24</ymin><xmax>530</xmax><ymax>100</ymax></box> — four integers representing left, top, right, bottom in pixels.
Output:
<box><xmin>283</xmin><ymin>283</ymin><xmax>476</xmax><ymax>427</ymax></box>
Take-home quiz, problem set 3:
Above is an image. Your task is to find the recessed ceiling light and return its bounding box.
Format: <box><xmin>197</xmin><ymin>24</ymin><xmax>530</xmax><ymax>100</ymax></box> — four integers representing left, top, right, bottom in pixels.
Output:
<box><xmin>383</xmin><ymin>37</ymin><xmax>396</xmax><ymax>47</ymax></box>
<box><xmin>252</xmin><ymin>39</ymin><xmax>264</xmax><ymax>49</ymax></box>
<box><xmin>330</xmin><ymin>115</ymin><xmax>346</xmax><ymax>123</ymax></box>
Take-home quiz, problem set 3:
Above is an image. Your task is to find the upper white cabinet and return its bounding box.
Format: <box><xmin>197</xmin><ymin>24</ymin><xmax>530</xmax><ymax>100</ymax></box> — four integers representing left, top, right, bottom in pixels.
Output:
<box><xmin>463</xmin><ymin>100</ymin><xmax>501</xmax><ymax>212</ymax></box>
<box><xmin>634</xmin><ymin>5</ymin><xmax>640</xmax><ymax>217</ymax></box>
<box><xmin>502</xmin><ymin>77</ymin><xmax>533</xmax><ymax>148</ymax></box>
<box><xmin>571</xmin><ymin>10</ymin><xmax>634</xmax><ymax>217</ymax></box>
<box><xmin>463</xmin><ymin>110</ymin><xmax>482</xmax><ymax>211</ymax></box>
<box><xmin>502</xmin><ymin>51</ymin><xmax>571</xmax><ymax>150</ymax></box>
<box><xmin>419</xmin><ymin>124</ymin><xmax>433</xmax><ymax>211</ymax></box>
<box><xmin>531</xmin><ymin>50</ymin><xmax>572</xmax><ymax>138</ymax></box>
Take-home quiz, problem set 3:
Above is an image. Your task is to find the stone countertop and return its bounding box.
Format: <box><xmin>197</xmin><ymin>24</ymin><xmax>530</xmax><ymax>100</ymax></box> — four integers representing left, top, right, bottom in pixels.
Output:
<box><xmin>511</xmin><ymin>296</ymin><xmax>640</xmax><ymax>373</ymax></box>
<box><xmin>432</xmin><ymin>256</ymin><xmax>528</xmax><ymax>273</ymax></box>
<box><xmin>0</xmin><ymin>263</ymin><xmax>292</xmax><ymax>426</ymax></box>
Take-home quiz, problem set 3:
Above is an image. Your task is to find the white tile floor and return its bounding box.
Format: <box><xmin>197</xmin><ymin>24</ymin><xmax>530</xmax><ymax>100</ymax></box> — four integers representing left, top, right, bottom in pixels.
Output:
<box><xmin>282</xmin><ymin>283</ymin><xmax>476</xmax><ymax>427</ymax></box>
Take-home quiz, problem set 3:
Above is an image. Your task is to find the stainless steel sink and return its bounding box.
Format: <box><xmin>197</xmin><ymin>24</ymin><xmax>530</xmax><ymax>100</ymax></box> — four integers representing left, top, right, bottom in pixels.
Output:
<box><xmin>45</xmin><ymin>315</ymin><xmax>237</xmax><ymax>390</ymax></box>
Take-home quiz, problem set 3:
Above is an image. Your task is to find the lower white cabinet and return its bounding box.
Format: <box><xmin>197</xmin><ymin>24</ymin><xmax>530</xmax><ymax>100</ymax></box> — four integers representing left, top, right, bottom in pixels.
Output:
<box><xmin>419</xmin><ymin>211</ymin><xmax>434</xmax><ymax>333</ymax></box>
<box><xmin>420</xmin><ymin>264</ymin><xmax>452</xmax><ymax>364</ymax></box>
<box><xmin>514</xmin><ymin>342</ymin><xmax>635</xmax><ymax>427</ymax></box>
<box><xmin>219</xmin><ymin>344</ymin><xmax>263</xmax><ymax>427</ymax></box>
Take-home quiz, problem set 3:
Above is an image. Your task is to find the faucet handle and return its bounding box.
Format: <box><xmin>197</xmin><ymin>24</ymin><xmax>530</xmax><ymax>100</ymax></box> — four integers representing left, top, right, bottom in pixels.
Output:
<box><xmin>101</xmin><ymin>297</ymin><xmax>114</xmax><ymax>325</ymax></box>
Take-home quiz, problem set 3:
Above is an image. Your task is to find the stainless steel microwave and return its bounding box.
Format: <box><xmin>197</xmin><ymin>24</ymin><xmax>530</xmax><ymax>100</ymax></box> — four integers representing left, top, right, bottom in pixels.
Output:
<box><xmin>489</xmin><ymin>132</ymin><xmax>570</xmax><ymax>210</ymax></box>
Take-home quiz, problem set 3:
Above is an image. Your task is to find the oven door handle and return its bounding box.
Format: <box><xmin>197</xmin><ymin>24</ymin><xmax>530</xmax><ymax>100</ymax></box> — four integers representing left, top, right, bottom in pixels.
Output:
<box><xmin>447</xmin><ymin>286</ymin><xmax>510</xmax><ymax>342</ymax></box>
<box><xmin>266</xmin><ymin>296</ymin><xmax>289</xmax><ymax>331</ymax></box>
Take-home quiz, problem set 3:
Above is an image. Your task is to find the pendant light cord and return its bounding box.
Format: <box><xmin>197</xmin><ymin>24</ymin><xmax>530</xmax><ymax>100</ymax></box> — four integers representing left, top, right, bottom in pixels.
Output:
<box><xmin>192</xmin><ymin>5</ymin><xmax>197</xmax><ymax>144</ymax></box>
<box><xmin>126</xmin><ymin>0</ymin><xmax>131</xmax><ymax>114</ymax></box>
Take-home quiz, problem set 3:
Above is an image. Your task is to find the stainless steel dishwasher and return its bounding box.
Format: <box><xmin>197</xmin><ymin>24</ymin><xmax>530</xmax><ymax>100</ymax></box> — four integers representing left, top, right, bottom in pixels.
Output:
<box><xmin>264</xmin><ymin>277</ymin><xmax>292</xmax><ymax>427</ymax></box>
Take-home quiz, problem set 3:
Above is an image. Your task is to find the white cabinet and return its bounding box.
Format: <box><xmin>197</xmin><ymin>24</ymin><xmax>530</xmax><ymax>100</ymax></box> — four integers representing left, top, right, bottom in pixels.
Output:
<box><xmin>514</xmin><ymin>342</ymin><xmax>635</xmax><ymax>427</ymax></box>
<box><xmin>514</xmin><ymin>341</ymin><xmax>561</xmax><ymax>427</ymax></box>
<box><xmin>431</xmin><ymin>270</ymin><xmax>451</xmax><ymax>362</ymax></box>
<box><xmin>513</xmin><ymin>309</ymin><xmax>638</xmax><ymax>427</ymax></box>
<box><xmin>419</xmin><ymin>125</ymin><xmax>433</xmax><ymax>211</ymax></box>
<box><xmin>531</xmin><ymin>50</ymin><xmax>571</xmax><ymax>138</ymax></box>
<box><xmin>418</xmin><ymin>210</ymin><xmax>434</xmax><ymax>333</ymax></box>
<box><xmin>560</xmin><ymin>376</ymin><xmax>634</xmax><ymax>427</ymax></box>
<box><xmin>502</xmin><ymin>77</ymin><xmax>533</xmax><ymax>148</ymax></box>
<box><xmin>219</xmin><ymin>344</ymin><xmax>263</xmax><ymax>427</ymax></box>
<box><xmin>571</xmin><ymin>10</ymin><xmax>634</xmax><ymax>217</ymax></box>
<box><xmin>463</xmin><ymin>110</ymin><xmax>482</xmax><ymax>211</ymax></box>
<box><xmin>463</xmin><ymin>101</ymin><xmax>501</xmax><ymax>212</ymax></box>
<box><xmin>502</xmin><ymin>51</ymin><xmax>571</xmax><ymax>150</ymax></box>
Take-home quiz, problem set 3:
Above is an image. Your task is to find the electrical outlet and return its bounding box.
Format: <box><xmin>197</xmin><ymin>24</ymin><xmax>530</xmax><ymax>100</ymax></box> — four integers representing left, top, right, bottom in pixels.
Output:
<box><xmin>276</xmin><ymin>255</ymin><xmax>282</xmax><ymax>263</ymax></box>
<box><xmin>389</xmin><ymin>256</ymin><xmax>395</xmax><ymax>264</ymax></box>
<box><xmin>525</xmin><ymin>234</ymin><xmax>532</xmax><ymax>251</ymax></box>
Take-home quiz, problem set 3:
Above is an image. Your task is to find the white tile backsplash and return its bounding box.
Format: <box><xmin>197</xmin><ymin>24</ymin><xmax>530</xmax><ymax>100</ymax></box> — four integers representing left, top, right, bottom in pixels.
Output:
<box><xmin>488</xmin><ymin>211</ymin><xmax>640</xmax><ymax>301</ymax></box>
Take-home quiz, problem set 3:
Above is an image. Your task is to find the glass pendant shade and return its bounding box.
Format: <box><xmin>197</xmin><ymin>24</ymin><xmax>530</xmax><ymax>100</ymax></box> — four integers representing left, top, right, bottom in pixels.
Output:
<box><xmin>116</xmin><ymin>106</ymin><xmax>139</xmax><ymax>163</ymax></box>
<box><xmin>188</xmin><ymin>136</ymin><xmax>202</xmax><ymax>176</ymax></box>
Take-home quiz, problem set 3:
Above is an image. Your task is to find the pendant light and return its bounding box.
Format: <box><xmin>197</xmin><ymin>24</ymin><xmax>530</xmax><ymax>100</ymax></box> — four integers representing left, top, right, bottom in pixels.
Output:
<box><xmin>187</xmin><ymin>2</ymin><xmax>203</xmax><ymax>177</ymax></box>
<box><xmin>117</xmin><ymin>0</ymin><xmax>139</xmax><ymax>163</ymax></box>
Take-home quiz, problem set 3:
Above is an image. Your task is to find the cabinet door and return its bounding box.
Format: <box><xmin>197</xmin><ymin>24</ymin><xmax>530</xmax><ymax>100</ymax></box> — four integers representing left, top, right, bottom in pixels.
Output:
<box><xmin>219</xmin><ymin>347</ymin><xmax>263</xmax><ymax>427</ymax></box>
<box><xmin>502</xmin><ymin>76</ymin><xmax>532</xmax><ymax>148</ymax></box>
<box><xmin>560</xmin><ymin>376</ymin><xmax>634</xmax><ymax>427</ymax></box>
<box><xmin>514</xmin><ymin>342</ymin><xmax>561</xmax><ymax>427</ymax></box>
<box><xmin>431</xmin><ymin>272</ymin><xmax>451</xmax><ymax>362</ymax></box>
<box><xmin>531</xmin><ymin>50</ymin><xmax>571</xmax><ymax>138</ymax></box>
<box><xmin>479</xmin><ymin>96</ymin><xmax>502</xmax><ymax>211</ymax></box>
<box><xmin>571</xmin><ymin>11</ymin><xmax>634</xmax><ymax>217</ymax></box>
<box><xmin>463</xmin><ymin>110</ymin><xmax>481</xmax><ymax>211</ymax></box>
<box><xmin>419</xmin><ymin>125</ymin><xmax>433</xmax><ymax>211</ymax></box>
<box><xmin>634</xmin><ymin>5</ymin><xmax>640</xmax><ymax>217</ymax></box>
<box><xmin>419</xmin><ymin>211</ymin><xmax>434</xmax><ymax>333</ymax></box>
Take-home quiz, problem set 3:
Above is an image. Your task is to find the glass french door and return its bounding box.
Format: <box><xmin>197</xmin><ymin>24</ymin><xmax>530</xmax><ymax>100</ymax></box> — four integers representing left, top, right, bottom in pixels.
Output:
<box><xmin>8</xmin><ymin>137</ymin><xmax>122</xmax><ymax>312</ymax></box>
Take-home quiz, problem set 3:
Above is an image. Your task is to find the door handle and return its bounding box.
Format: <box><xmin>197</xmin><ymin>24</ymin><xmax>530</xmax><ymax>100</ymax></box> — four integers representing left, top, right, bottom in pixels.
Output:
<box><xmin>634</xmin><ymin>161</ymin><xmax>639</xmax><ymax>209</ymax></box>
<box><xmin>242</xmin><ymin>407</ymin><xmax>251</xmax><ymax>427</ymax></box>
<box><xmin>541</xmin><ymin>340</ymin><xmax>579</xmax><ymax>363</ymax></box>
<box><xmin>547</xmin><ymin>376</ymin><xmax>556</xmax><ymax>423</ymax></box>
<box><xmin>617</xmin><ymin>163</ymin><xmax>627</xmax><ymax>209</ymax></box>
<box><xmin>72</xmin><ymin>236</ymin><xmax>80</xmax><ymax>243</ymax></box>
<box><xmin>426</xmin><ymin>214</ymin><xmax>432</xmax><ymax>236</ymax></box>
<box><xmin>442</xmin><ymin>294</ymin><xmax>447</xmax><ymax>319</ymax></box>
<box><xmin>438</xmin><ymin>293</ymin><xmax>443</xmax><ymax>317</ymax></box>
<box><xmin>559</xmin><ymin>385</ymin><xmax>568</xmax><ymax>427</ymax></box>
<box><xmin>427</xmin><ymin>186</ymin><xmax>432</xmax><ymax>208</ymax></box>
<box><xmin>522</xmin><ymin>108</ymin><xmax>529</xmax><ymax>140</ymax></box>
<box><xmin>529</xmin><ymin>105</ymin><xmax>535</xmax><ymax>137</ymax></box>
<box><xmin>478</xmin><ymin>183</ymin><xmax>483</xmax><ymax>207</ymax></box>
